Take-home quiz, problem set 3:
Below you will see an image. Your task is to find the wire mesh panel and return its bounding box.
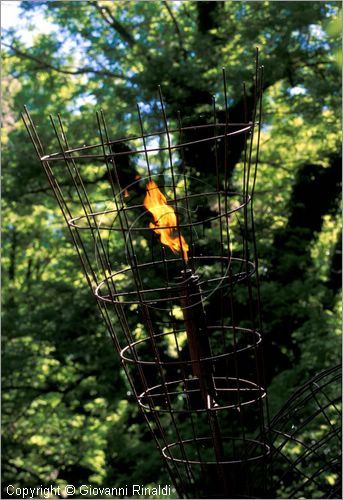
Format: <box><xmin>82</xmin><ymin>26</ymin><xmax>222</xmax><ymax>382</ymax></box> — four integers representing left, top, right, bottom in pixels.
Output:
<box><xmin>268</xmin><ymin>365</ymin><xmax>341</xmax><ymax>499</ymax></box>
<box><xmin>22</xmin><ymin>53</ymin><xmax>270</xmax><ymax>498</ymax></box>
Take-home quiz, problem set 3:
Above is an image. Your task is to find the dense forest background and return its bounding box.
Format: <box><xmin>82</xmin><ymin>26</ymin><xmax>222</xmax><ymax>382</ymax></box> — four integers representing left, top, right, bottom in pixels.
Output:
<box><xmin>2</xmin><ymin>1</ymin><xmax>341</xmax><ymax>498</ymax></box>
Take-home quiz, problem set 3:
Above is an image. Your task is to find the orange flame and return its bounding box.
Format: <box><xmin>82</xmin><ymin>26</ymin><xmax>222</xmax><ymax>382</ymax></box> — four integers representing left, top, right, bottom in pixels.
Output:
<box><xmin>144</xmin><ymin>180</ymin><xmax>189</xmax><ymax>263</ymax></box>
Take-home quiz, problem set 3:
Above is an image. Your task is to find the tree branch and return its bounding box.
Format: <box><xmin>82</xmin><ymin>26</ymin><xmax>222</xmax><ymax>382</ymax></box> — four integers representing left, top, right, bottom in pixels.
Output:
<box><xmin>5</xmin><ymin>461</ymin><xmax>45</xmax><ymax>484</ymax></box>
<box><xmin>163</xmin><ymin>1</ymin><xmax>187</xmax><ymax>59</ymax></box>
<box><xmin>3</xmin><ymin>371</ymin><xmax>98</xmax><ymax>396</ymax></box>
<box><xmin>89</xmin><ymin>1</ymin><xmax>136</xmax><ymax>48</ymax></box>
<box><xmin>2</xmin><ymin>42</ymin><xmax>128</xmax><ymax>80</ymax></box>
<box><xmin>24</xmin><ymin>175</ymin><xmax>108</xmax><ymax>196</ymax></box>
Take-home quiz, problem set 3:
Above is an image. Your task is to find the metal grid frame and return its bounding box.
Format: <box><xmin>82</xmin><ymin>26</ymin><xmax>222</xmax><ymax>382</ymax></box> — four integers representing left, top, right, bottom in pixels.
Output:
<box><xmin>22</xmin><ymin>51</ymin><xmax>271</xmax><ymax>499</ymax></box>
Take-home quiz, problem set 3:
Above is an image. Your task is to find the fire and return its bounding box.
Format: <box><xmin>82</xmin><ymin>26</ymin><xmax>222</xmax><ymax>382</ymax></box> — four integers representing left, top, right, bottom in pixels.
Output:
<box><xmin>144</xmin><ymin>180</ymin><xmax>189</xmax><ymax>263</ymax></box>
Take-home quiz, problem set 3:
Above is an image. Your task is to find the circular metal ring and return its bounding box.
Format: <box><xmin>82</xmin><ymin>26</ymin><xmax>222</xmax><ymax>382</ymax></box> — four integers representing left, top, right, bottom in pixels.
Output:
<box><xmin>121</xmin><ymin>326</ymin><xmax>261</xmax><ymax>366</ymax></box>
<box><xmin>138</xmin><ymin>376</ymin><xmax>266</xmax><ymax>413</ymax></box>
<box><xmin>162</xmin><ymin>436</ymin><xmax>270</xmax><ymax>465</ymax></box>
<box><xmin>67</xmin><ymin>191</ymin><xmax>251</xmax><ymax>231</ymax></box>
<box><xmin>95</xmin><ymin>256</ymin><xmax>255</xmax><ymax>306</ymax></box>
<box><xmin>42</xmin><ymin>122</ymin><xmax>253</xmax><ymax>161</ymax></box>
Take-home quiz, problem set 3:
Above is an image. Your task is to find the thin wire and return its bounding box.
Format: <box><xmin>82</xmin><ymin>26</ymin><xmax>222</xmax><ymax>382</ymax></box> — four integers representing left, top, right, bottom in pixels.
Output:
<box><xmin>22</xmin><ymin>54</ymin><xmax>273</xmax><ymax>497</ymax></box>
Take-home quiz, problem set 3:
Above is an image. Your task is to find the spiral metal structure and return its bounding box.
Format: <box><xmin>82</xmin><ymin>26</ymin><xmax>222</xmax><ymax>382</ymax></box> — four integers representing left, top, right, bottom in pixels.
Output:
<box><xmin>23</xmin><ymin>54</ymin><xmax>272</xmax><ymax>498</ymax></box>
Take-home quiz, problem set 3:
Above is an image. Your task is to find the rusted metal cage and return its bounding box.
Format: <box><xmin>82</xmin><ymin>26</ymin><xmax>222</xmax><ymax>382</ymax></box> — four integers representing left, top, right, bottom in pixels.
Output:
<box><xmin>268</xmin><ymin>365</ymin><xmax>342</xmax><ymax>499</ymax></box>
<box><xmin>22</xmin><ymin>53</ymin><xmax>270</xmax><ymax>498</ymax></box>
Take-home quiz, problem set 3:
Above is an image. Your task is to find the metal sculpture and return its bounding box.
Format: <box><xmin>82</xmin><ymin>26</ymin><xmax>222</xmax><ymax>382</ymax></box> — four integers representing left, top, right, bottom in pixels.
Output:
<box><xmin>268</xmin><ymin>365</ymin><xmax>341</xmax><ymax>499</ymax></box>
<box><xmin>22</xmin><ymin>50</ymin><xmax>318</xmax><ymax>498</ymax></box>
